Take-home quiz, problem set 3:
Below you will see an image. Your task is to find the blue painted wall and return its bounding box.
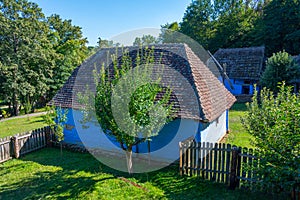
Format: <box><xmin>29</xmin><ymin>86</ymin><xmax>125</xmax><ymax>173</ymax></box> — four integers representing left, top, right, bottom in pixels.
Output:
<box><xmin>61</xmin><ymin>109</ymin><xmax>228</xmax><ymax>161</ymax></box>
<box><xmin>219</xmin><ymin>77</ymin><xmax>257</xmax><ymax>95</ymax></box>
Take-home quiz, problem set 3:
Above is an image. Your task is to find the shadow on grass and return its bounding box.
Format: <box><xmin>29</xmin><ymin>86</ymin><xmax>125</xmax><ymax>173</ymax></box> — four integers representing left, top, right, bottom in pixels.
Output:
<box><xmin>0</xmin><ymin>148</ymin><xmax>286</xmax><ymax>200</ymax></box>
<box><xmin>230</xmin><ymin>103</ymin><xmax>248</xmax><ymax>112</ymax></box>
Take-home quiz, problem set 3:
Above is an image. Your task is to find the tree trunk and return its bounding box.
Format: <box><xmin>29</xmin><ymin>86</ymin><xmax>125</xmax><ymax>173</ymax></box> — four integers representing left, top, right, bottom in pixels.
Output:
<box><xmin>12</xmin><ymin>94</ymin><xmax>19</xmax><ymax>116</ymax></box>
<box><xmin>125</xmin><ymin>150</ymin><xmax>133</xmax><ymax>174</ymax></box>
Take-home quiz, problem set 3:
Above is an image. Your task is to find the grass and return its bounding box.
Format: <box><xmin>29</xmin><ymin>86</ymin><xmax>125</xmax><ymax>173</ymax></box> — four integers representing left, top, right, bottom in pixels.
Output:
<box><xmin>0</xmin><ymin>115</ymin><xmax>47</xmax><ymax>138</ymax></box>
<box><xmin>0</xmin><ymin>148</ymin><xmax>281</xmax><ymax>200</ymax></box>
<box><xmin>226</xmin><ymin>103</ymin><xmax>255</xmax><ymax>148</ymax></box>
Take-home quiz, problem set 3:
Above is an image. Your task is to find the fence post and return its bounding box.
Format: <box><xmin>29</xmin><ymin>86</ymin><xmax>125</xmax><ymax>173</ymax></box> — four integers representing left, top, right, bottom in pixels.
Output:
<box><xmin>45</xmin><ymin>126</ymin><xmax>52</xmax><ymax>147</ymax></box>
<box><xmin>12</xmin><ymin>136</ymin><xmax>20</xmax><ymax>158</ymax></box>
<box><xmin>179</xmin><ymin>142</ymin><xmax>183</xmax><ymax>176</ymax></box>
<box><xmin>229</xmin><ymin>147</ymin><xmax>240</xmax><ymax>190</ymax></box>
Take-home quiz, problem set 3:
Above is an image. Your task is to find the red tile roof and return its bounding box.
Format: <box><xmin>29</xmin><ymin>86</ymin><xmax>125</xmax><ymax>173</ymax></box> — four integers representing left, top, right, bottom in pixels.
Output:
<box><xmin>49</xmin><ymin>44</ymin><xmax>236</xmax><ymax>122</ymax></box>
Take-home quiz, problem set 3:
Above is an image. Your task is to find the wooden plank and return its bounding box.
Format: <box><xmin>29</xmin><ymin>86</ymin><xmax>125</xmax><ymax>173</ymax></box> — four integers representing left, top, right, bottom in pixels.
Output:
<box><xmin>209</xmin><ymin>143</ymin><xmax>213</xmax><ymax>180</ymax></box>
<box><xmin>221</xmin><ymin>143</ymin><xmax>226</xmax><ymax>183</ymax></box>
<box><xmin>205</xmin><ymin>142</ymin><xmax>209</xmax><ymax>180</ymax></box>
<box><xmin>225</xmin><ymin>144</ymin><xmax>231</xmax><ymax>184</ymax></box>
<box><xmin>201</xmin><ymin>142</ymin><xmax>205</xmax><ymax>179</ymax></box>
<box><xmin>179</xmin><ymin>142</ymin><xmax>183</xmax><ymax>175</ymax></box>
<box><xmin>248</xmin><ymin>148</ymin><xmax>253</xmax><ymax>188</ymax></box>
<box><xmin>197</xmin><ymin>142</ymin><xmax>201</xmax><ymax>177</ymax></box>
<box><xmin>212</xmin><ymin>143</ymin><xmax>218</xmax><ymax>181</ymax></box>
<box><xmin>217</xmin><ymin>143</ymin><xmax>222</xmax><ymax>183</ymax></box>
<box><xmin>241</xmin><ymin>147</ymin><xmax>248</xmax><ymax>187</ymax></box>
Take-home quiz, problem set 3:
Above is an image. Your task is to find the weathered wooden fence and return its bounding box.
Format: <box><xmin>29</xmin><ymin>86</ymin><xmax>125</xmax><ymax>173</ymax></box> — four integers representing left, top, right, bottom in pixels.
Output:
<box><xmin>179</xmin><ymin>138</ymin><xmax>258</xmax><ymax>190</ymax></box>
<box><xmin>0</xmin><ymin>126</ymin><xmax>54</xmax><ymax>163</ymax></box>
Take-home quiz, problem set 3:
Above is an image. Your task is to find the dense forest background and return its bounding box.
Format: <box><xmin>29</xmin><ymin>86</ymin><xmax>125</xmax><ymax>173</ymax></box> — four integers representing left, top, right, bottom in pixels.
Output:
<box><xmin>0</xmin><ymin>0</ymin><xmax>299</xmax><ymax>116</ymax></box>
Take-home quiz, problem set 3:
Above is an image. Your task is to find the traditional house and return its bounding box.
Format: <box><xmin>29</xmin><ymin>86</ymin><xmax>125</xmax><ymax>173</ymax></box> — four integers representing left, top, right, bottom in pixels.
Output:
<box><xmin>213</xmin><ymin>46</ymin><xmax>265</xmax><ymax>101</ymax></box>
<box><xmin>49</xmin><ymin>44</ymin><xmax>236</xmax><ymax>161</ymax></box>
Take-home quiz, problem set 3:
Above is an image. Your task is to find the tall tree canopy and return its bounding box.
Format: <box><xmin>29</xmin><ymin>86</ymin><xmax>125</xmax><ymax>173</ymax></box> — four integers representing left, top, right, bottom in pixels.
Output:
<box><xmin>0</xmin><ymin>0</ymin><xmax>56</xmax><ymax>115</ymax></box>
<box><xmin>47</xmin><ymin>14</ymin><xmax>89</xmax><ymax>100</ymax></box>
<box><xmin>260</xmin><ymin>0</ymin><xmax>300</xmax><ymax>56</ymax></box>
<box><xmin>0</xmin><ymin>0</ymin><xmax>89</xmax><ymax>115</ymax></box>
<box><xmin>174</xmin><ymin>0</ymin><xmax>300</xmax><ymax>55</ymax></box>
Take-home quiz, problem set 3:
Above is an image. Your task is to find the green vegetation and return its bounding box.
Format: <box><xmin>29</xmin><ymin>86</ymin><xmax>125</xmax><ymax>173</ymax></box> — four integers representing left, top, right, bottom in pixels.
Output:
<box><xmin>0</xmin><ymin>0</ymin><xmax>89</xmax><ymax>116</ymax></box>
<box><xmin>81</xmin><ymin>48</ymin><xmax>173</xmax><ymax>173</ymax></box>
<box><xmin>261</xmin><ymin>51</ymin><xmax>300</xmax><ymax>93</ymax></box>
<box><xmin>0</xmin><ymin>115</ymin><xmax>47</xmax><ymax>138</ymax></box>
<box><xmin>226</xmin><ymin>103</ymin><xmax>254</xmax><ymax>148</ymax></box>
<box><xmin>242</xmin><ymin>84</ymin><xmax>300</xmax><ymax>194</ymax></box>
<box><xmin>163</xmin><ymin>0</ymin><xmax>300</xmax><ymax>56</ymax></box>
<box><xmin>0</xmin><ymin>148</ymin><xmax>279</xmax><ymax>200</ymax></box>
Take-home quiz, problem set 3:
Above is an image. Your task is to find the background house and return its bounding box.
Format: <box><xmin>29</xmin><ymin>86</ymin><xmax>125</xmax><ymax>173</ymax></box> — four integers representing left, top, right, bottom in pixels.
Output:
<box><xmin>49</xmin><ymin>44</ymin><xmax>236</xmax><ymax>161</ymax></box>
<box><xmin>213</xmin><ymin>46</ymin><xmax>265</xmax><ymax>102</ymax></box>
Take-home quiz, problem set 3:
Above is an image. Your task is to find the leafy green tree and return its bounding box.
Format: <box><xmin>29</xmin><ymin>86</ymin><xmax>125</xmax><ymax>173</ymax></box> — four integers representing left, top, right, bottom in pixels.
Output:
<box><xmin>177</xmin><ymin>0</ymin><xmax>265</xmax><ymax>52</ymax></box>
<box><xmin>260</xmin><ymin>0</ymin><xmax>300</xmax><ymax>56</ymax></box>
<box><xmin>260</xmin><ymin>51</ymin><xmax>300</xmax><ymax>93</ymax></box>
<box><xmin>0</xmin><ymin>0</ymin><xmax>56</xmax><ymax>115</ymax></box>
<box><xmin>43</xmin><ymin>105</ymin><xmax>67</xmax><ymax>156</ymax></box>
<box><xmin>80</xmin><ymin>48</ymin><xmax>174</xmax><ymax>173</ymax></box>
<box><xmin>47</xmin><ymin>14</ymin><xmax>89</xmax><ymax>100</ymax></box>
<box><xmin>133</xmin><ymin>35</ymin><xmax>159</xmax><ymax>46</ymax></box>
<box><xmin>96</xmin><ymin>37</ymin><xmax>119</xmax><ymax>49</ymax></box>
<box><xmin>159</xmin><ymin>22</ymin><xmax>180</xmax><ymax>44</ymax></box>
<box><xmin>242</xmin><ymin>83</ymin><xmax>299</xmax><ymax>194</ymax></box>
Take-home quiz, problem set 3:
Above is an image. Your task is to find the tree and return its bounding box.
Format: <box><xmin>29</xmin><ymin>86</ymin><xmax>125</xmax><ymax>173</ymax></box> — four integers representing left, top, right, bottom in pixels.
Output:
<box><xmin>47</xmin><ymin>14</ymin><xmax>89</xmax><ymax>101</ymax></box>
<box><xmin>260</xmin><ymin>51</ymin><xmax>300</xmax><ymax>93</ymax></box>
<box><xmin>0</xmin><ymin>0</ymin><xmax>56</xmax><ymax>115</ymax></box>
<box><xmin>133</xmin><ymin>35</ymin><xmax>159</xmax><ymax>46</ymax></box>
<box><xmin>81</xmin><ymin>48</ymin><xmax>174</xmax><ymax>173</ymax></box>
<box><xmin>96</xmin><ymin>37</ymin><xmax>120</xmax><ymax>49</ymax></box>
<box><xmin>260</xmin><ymin>0</ymin><xmax>300</xmax><ymax>56</ymax></box>
<box><xmin>242</xmin><ymin>83</ymin><xmax>299</xmax><ymax>194</ymax></box>
<box><xmin>43</xmin><ymin>105</ymin><xmax>67</xmax><ymax>156</ymax></box>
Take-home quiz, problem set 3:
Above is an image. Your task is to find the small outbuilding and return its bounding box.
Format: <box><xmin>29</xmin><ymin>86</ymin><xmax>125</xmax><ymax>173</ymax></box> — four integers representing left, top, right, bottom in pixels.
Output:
<box><xmin>214</xmin><ymin>46</ymin><xmax>265</xmax><ymax>102</ymax></box>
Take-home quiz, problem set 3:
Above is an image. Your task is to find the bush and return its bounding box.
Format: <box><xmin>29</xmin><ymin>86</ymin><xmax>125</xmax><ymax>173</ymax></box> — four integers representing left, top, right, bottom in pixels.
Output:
<box><xmin>242</xmin><ymin>83</ymin><xmax>300</xmax><ymax>194</ymax></box>
<box><xmin>260</xmin><ymin>51</ymin><xmax>300</xmax><ymax>93</ymax></box>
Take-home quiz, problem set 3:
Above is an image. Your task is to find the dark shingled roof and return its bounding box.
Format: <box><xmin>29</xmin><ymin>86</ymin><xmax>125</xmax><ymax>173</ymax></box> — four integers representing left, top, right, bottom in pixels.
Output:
<box><xmin>213</xmin><ymin>46</ymin><xmax>265</xmax><ymax>80</ymax></box>
<box><xmin>49</xmin><ymin>44</ymin><xmax>236</xmax><ymax>122</ymax></box>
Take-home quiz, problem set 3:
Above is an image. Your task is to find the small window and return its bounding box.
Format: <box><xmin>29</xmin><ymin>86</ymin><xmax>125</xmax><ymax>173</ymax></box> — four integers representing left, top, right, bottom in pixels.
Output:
<box><xmin>242</xmin><ymin>85</ymin><xmax>250</xmax><ymax>94</ymax></box>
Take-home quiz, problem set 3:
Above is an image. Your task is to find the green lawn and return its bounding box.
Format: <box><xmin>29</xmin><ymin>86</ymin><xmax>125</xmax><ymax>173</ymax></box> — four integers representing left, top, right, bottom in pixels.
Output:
<box><xmin>226</xmin><ymin>103</ymin><xmax>255</xmax><ymax>148</ymax></box>
<box><xmin>0</xmin><ymin>115</ymin><xmax>47</xmax><ymax>138</ymax></box>
<box><xmin>0</xmin><ymin>148</ymin><xmax>280</xmax><ymax>200</ymax></box>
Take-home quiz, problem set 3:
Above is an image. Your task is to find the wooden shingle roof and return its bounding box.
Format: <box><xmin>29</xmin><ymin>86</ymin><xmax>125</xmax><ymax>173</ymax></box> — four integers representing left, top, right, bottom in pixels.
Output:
<box><xmin>49</xmin><ymin>44</ymin><xmax>236</xmax><ymax>122</ymax></box>
<box><xmin>213</xmin><ymin>46</ymin><xmax>265</xmax><ymax>80</ymax></box>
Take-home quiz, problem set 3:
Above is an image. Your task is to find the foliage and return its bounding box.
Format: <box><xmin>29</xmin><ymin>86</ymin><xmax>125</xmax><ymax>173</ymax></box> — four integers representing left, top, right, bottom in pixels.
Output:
<box><xmin>260</xmin><ymin>0</ymin><xmax>300</xmax><ymax>56</ymax></box>
<box><xmin>47</xmin><ymin>14</ymin><xmax>89</xmax><ymax>101</ymax></box>
<box><xmin>0</xmin><ymin>0</ymin><xmax>56</xmax><ymax>115</ymax></box>
<box><xmin>133</xmin><ymin>35</ymin><xmax>159</xmax><ymax>46</ymax></box>
<box><xmin>171</xmin><ymin>0</ymin><xmax>299</xmax><ymax>55</ymax></box>
<box><xmin>92</xmin><ymin>47</ymin><xmax>174</xmax><ymax>173</ymax></box>
<box><xmin>0</xmin><ymin>0</ymin><xmax>89</xmax><ymax>115</ymax></box>
<box><xmin>97</xmin><ymin>37</ymin><xmax>120</xmax><ymax>49</ymax></box>
<box><xmin>43</xmin><ymin>106</ymin><xmax>67</xmax><ymax>142</ymax></box>
<box><xmin>260</xmin><ymin>51</ymin><xmax>300</xmax><ymax>93</ymax></box>
<box><xmin>242</xmin><ymin>83</ymin><xmax>300</xmax><ymax>193</ymax></box>
<box><xmin>178</xmin><ymin>0</ymin><xmax>262</xmax><ymax>52</ymax></box>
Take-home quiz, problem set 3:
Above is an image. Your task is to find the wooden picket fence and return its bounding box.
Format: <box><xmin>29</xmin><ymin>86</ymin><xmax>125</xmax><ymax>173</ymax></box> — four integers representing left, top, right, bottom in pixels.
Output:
<box><xmin>0</xmin><ymin>126</ymin><xmax>54</xmax><ymax>163</ymax></box>
<box><xmin>179</xmin><ymin>137</ymin><xmax>258</xmax><ymax>190</ymax></box>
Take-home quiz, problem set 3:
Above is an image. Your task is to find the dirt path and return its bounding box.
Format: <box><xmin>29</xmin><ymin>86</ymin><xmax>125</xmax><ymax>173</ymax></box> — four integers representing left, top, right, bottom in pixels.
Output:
<box><xmin>0</xmin><ymin>112</ymin><xmax>47</xmax><ymax>122</ymax></box>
